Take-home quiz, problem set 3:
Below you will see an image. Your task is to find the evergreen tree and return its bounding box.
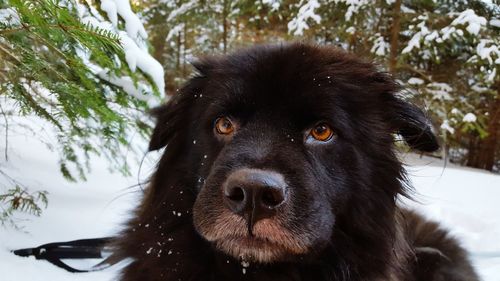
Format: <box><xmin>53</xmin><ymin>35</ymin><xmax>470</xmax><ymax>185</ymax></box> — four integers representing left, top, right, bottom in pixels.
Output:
<box><xmin>0</xmin><ymin>0</ymin><xmax>164</xmax><ymax>225</ymax></box>
<box><xmin>143</xmin><ymin>0</ymin><xmax>499</xmax><ymax>171</ymax></box>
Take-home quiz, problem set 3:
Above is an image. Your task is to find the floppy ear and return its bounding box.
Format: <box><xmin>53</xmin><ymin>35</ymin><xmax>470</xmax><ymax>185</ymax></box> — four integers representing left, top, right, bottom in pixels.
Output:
<box><xmin>392</xmin><ymin>98</ymin><xmax>440</xmax><ymax>152</ymax></box>
<box><xmin>149</xmin><ymin>60</ymin><xmax>212</xmax><ymax>151</ymax></box>
<box><xmin>148</xmin><ymin>104</ymin><xmax>174</xmax><ymax>151</ymax></box>
<box><xmin>148</xmin><ymin>83</ymin><xmax>201</xmax><ymax>151</ymax></box>
<box><xmin>371</xmin><ymin>71</ymin><xmax>439</xmax><ymax>152</ymax></box>
<box><xmin>148</xmin><ymin>95</ymin><xmax>189</xmax><ymax>151</ymax></box>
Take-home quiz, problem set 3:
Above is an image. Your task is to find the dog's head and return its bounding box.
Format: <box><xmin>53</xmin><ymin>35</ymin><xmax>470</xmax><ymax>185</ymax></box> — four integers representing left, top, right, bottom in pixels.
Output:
<box><xmin>148</xmin><ymin>44</ymin><xmax>438</xmax><ymax>264</ymax></box>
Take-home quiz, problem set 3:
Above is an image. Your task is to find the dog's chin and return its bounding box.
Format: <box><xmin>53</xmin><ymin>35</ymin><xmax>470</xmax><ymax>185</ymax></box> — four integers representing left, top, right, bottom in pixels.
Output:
<box><xmin>194</xmin><ymin>211</ymin><xmax>311</xmax><ymax>263</ymax></box>
<box><xmin>214</xmin><ymin>235</ymin><xmax>291</xmax><ymax>263</ymax></box>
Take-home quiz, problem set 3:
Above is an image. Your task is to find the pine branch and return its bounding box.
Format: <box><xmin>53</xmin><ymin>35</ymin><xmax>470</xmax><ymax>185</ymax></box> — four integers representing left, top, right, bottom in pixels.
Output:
<box><xmin>0</xmin><ymin>42</ymin><xmax>22</xmax><ymax>64</ymax></box>
<box><xmin>398</xmin><ymin>64</ymin><xmax>433</xmax><ymax>83</ymax></box>
<box><xmin>0</xmin><ymin>0</ymin><xmax>159</xmax><ymax>227</ymax></box>
<box><xmin>16</xmin><ymin>82</ymin><xmax>64</xmax><ymax>131</ymax></box>
<box><xmin>0</xmin><ymin>23</ymin><xmax>121</xmax><ymax>47</ymax></box>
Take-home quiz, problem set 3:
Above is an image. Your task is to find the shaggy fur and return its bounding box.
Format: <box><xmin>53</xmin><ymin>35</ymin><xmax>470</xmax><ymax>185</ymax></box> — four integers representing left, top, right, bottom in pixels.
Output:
<box><xmin>113</xmin><ymin>43</ymin><xmax>479</xmax><ymax>281</ymax></box>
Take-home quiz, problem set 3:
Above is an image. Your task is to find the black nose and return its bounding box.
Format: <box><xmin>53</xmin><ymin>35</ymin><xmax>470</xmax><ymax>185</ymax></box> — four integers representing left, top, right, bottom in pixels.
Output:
<box><xmin>223</xmin><ymin>168</ymin><xmax>287</xmax><ymax>234</ymax></box>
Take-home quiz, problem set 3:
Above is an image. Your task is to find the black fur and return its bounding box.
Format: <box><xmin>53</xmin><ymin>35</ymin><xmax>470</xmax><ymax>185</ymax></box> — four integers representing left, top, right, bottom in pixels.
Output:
<box><xmin>113</xmin><ymin>43</ymin><xmax>478</xmax><ymax>281</ymax></box>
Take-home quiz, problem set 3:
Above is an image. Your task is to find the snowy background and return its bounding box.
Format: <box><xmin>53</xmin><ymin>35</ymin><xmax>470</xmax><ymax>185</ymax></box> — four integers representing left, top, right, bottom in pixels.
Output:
<box><xmin>0</xmin><ymin>126</ymin><xmax>499</xmax><ymax>281</ymax></box>
<box><xmin>0</xmin><ymin>1</ymin><xmax>499</xmax><ymax>280</ymax></box>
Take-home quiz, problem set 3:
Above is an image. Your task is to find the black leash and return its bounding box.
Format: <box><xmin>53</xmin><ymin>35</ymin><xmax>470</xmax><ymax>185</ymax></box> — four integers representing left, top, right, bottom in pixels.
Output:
<box><xmin>12</xmin><ymin>237</ymin><xmax>114</xmax><ymax>273</ymax></box>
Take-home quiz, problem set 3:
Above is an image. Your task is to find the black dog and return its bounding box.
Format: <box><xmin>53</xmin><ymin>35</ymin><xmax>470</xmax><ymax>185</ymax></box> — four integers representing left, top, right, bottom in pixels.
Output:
<box><xmin>113</xmin><ymin>43</ymin><xmax>479</xmax><ymax>281</ymax></box>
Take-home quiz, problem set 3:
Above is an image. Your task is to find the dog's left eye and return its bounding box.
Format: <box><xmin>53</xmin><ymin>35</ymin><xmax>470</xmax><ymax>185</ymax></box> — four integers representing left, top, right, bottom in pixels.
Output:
<box><xmin>215</xmin><ymin>117</ymin><xmax>235</xmax><ymax>135</ymax></box>
<box><xmin>309</xmin><ymin>123</ymin><xmax>334</xmax><ymax>142</ymax></box>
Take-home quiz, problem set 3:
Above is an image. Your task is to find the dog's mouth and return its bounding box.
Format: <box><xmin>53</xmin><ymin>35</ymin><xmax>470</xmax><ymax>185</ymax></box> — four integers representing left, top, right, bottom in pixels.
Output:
<box><xmin>220</xmin><ymin>235</ymin><xmax>283</xmax><ymax>252</ymax></box>
<box><xmin>214</xmin><ymin>234</ymin><xmax>302</xmax><ymax>263</ymax></box>
<box><xmin>196</xmin><ymin>209</ymin><xmax>310</xmax><ymax>263</ymax></box>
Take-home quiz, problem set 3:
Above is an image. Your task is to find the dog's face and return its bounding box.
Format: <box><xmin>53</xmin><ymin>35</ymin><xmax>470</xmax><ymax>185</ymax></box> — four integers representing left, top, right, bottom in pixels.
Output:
<box><xmin>149</xmin><ymin>44</ymin><xmax>438</xmax><ymax>264</ymax></box>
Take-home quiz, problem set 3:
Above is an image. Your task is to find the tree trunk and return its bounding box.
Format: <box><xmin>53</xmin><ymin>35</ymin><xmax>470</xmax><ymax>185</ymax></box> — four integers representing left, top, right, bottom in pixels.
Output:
<box><xmin>176</xmin><ymin>31</ymin><xmax>181</xmax><ymax>70</ymax></box>
<box><xmin>222</xmin><ymin>0</ymin><xmax>229</xmax><ymax>54</ymax></box>
<box><xmin>389</xmin><ymin>0</ymin><xmax>401</xmax><ymax>73</ymax></box>
<box><xmin>152</xmin><ymin>34</ymin><xmax>166</xmax><ymax>62</ymax></box>
<box><xmin>467</xmin><ymin>86</ymin><xmax>500</xmax><ymax>171</ymax></box>
<box><xmin>182</xmin><ymin>23</ymin><xmax>187</xmax><ymax>76</ymax></box>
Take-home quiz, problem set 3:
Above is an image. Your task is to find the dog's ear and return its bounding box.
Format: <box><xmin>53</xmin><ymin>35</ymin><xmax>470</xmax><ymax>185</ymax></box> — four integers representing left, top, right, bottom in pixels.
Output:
<box><xmin>148</xmin><ymin>103</ymin><xmax>173</xmax><ymax>151</ymax></box>
<box><xmin>371</xmin><ymin>72</ymin><xmax>439</xmax><ymax>152</ymax></box>
<box><xmin>148</xmin><ymin>94</ymin><xmax>189</xmax><ymax>151</ymax></box>
<box><xmin>392</xmin><ymin>98</ymin><xmax>440</xmax><ymax>152</ymax></box>
<box><xmin>148</xmin><ymin>84</ymin><xmax>201</xmax><ymax>151</ymax></box>
<box><xmin>149</xmin><ymin>60</ymin><xmax>212</xmax><ymax>151</ymax></box>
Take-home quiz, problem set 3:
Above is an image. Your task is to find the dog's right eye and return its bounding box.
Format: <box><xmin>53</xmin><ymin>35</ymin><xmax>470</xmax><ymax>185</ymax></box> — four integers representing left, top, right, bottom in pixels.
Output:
<box><xmin>311</xmin><ymin>123</ymin><xmax>334</xmax><ymax>141</ymax></box>
<box><xmin>215</xmin><ymin>117</ymin><xmax>234</xmax><ymax>135</ymax></box>
<box><xmin>305</xmin><ymin>122</ymin><xmax>335</xmax><ymax>144</ymax></box>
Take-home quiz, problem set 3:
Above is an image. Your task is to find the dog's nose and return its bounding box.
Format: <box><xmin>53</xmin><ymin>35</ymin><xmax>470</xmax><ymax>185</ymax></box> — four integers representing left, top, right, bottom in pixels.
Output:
<box><xmin>223</xmin><ymin>169</ymin><xmax>287</xmax><ymax>232</ymax></box>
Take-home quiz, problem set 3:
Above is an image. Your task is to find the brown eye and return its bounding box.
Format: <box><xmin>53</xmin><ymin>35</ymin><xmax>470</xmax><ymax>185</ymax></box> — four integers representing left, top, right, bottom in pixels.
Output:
<box><xmin>215</xmin><ymin>117</ymin><xmax>234</xmax><ymax>135</ymax></box>
<box><xmin>310</xmin><ymin>123</ymin><xmax>334</xmax><ymax>142</ymax></box>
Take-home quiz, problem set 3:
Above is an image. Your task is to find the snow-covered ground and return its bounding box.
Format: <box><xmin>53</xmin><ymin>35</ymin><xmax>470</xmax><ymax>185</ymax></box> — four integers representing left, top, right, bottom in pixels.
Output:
<box><xmin>0</xmin><ymin>131</ymin><xmax>499</xmax><ymax>281</ymax></box>
<box><xmin>400</xmin><ymin>154</ymin><xmax>500</xmax><ymax>281</ymax></box>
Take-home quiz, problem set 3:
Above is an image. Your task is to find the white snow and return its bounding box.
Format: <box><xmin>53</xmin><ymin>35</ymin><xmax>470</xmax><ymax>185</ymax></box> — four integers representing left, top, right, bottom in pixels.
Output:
<box><xmin>0</xmin><ymin>8</ymin><xmax>20</xmax><ymax>25</ymax></box>
<box><xmin>167</xmin><ymin>0</ymin><xmax>197</xmax><ymax>22</ymax></box>
<box><xmin>100</xmin><ymin>0</ymin><xmax>118</xmax><ymax>27</ymax></box>
<box><xmin>426</xmin><ymin>82</ymin><xmax>453</xmax><ymax>100</ymax></box>
<box><xmin>487</xmin><ymin>68</ymin><xmax>497</xmax><ymax>83</ymax></box>
<box><xmin>463</xmin><ymin>113</ymin><xmax>477</xmax><ymax>123</ymax></box>
<box><xmin>287</xmin><ymin>0</ymin><xmax>321</xmax><ymax>36</ymax></box>
<box><xmin>262</xmin><ymin>0</ymin><xmax>281</xmax><ymax>11</ymax></box>
<box><xmin>78</xmin><ymin>2</ymin><xmax>165</xmax><ymax>98</ymax></box>
<box><xmin>0</xmin><ymin>133</ymin><xmax>144</xmax><ymax>279</ymax></box>
<box><xmin>408</xmin><ymin>77</ymin><xmax>424</xmax><ymax>85</ymax></box>
<box><xmin>471</xmin><ymin>84</ymin><xmax>489</xmax><ymax>93</ymax></box>
<box><xmin>402</xmin><ymin>20</ymin><xmax>430</xmax><ymax>54</ymax></box>
<box><xmin>424</xmin><ymin>30</ymin><xmax>439</xmax><ymax>43</ymax></box>
<box><xmin>345</xmin><ymin>26</ymin><xmax>356</xmax><ymax>34</ymax></box>
<box><xmin>490</xmin><ymin>18</ymin><xmax>500</xmax><ymax>28</ymax></box>
<box><xmin>401</xmin><ymin>5</ymin><xmax>416</xmax><ymax>14</ymax></box>
<box><xmin>450</xmin><ymin>108</ymin><xmax>462</xmax><ymax>117</ymax></box>
<box><xmin>403</xmin><ymin>9</ymin><xmax>492</xmax><ymax>56</ymax></box>
<box><xmin>440</xmin><ymin>119</ymin><xmax>455</xmax><ymax>134</ymax></box>
<box><xmin>1</xmin><ymin>127</ymin><xmax>499</xmax><ymax>280</ymax></box>
<box><xmin>440</xmin><ymin>26</ymin><xmax>458</xmax><ymax>41</ymax></box>
<box><xmin>118</xmin><ymin>31</ymin><xmax>165</xmax><ymax>98</ymax></box>
<box><xmin>166</xmin><ymin>23</ymin><xmax>185</xmax><ymax>41</ymax></box>
<box><xmin>402</xmin><ymin>33</ymin><xmax>422</xmax><ymax>54</ymax></box>
<box><xmin>399</xmin><ymin>154</ymin><xmax>500</xmax><ymax>281</ymax></box>
<box><xmin>332</xmin><ymin>0</ymin><xmax>370</xmax><ymax>21</ymax></box>
<box><xmin>114</xmin><ymin>0</ymin><xmax>148</xmax><ymax>41</ymax></box>
<box><xmin>451</xmin><ymin>9</ymin><xmax>487</xmax><ymax>35</ymax></box>
<box><xmin>476</xmin><ymin>39</ymin><xmax>500</xmax><ymax>65</ymax></box>
<box><xmin>371</xmin><ymin>34</ymin><xmax>389</xmax><ymax>56</ymax></box>
<box><xmin>97</xmin><ymin>70</ymin><xmax>158</xmax><ymax>107</ymax></box>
